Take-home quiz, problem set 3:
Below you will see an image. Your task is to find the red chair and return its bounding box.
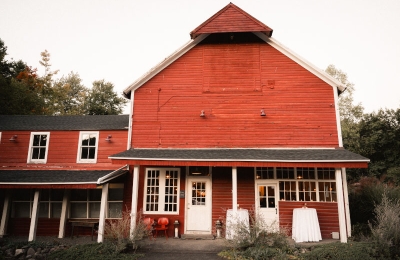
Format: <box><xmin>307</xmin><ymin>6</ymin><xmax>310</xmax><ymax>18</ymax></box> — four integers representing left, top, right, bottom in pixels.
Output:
<box><xmin>143</xmin><ymin>217</ymin><xmax>155</xmax><ymax>240</ymax></box>
<box><xmin>154</xmin><ymin>217</ymin><xmax>169</xmax><ymax>239</ymax></box>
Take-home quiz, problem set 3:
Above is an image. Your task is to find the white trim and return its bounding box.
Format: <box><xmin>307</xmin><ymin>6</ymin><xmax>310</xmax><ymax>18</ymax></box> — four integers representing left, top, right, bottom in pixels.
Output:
<box><xmin>253</xmin><ymin>32</ymin><xmax>346</xmax><ymax>92</ymax></box>
<box><xmin>58</xmin><ymin>190</ymin><xmax>70</xmax><ymax>238</ymax></box>
<box><xmin>123</xmin><ymin>34</ymin><xmax>209</xmax><ymax>95</ymax></box>
<box><xmin>130</xmin><ymin>165</ymin><xmax>139</xmax><ymax>240</ymax></box>
<box><xmin>28</xmin><ymin>189</ymin><xmax>40</xmax><ymax>242</ymax></box>
<box><xmin>97</xmin><ymin>165</ymin><xmax>128</xmax><ymax>184</ymax></box>
<box><xmin>142</xmin><ymin>167</ymin><xmax>181</xmax><ymax>215</ymax></box>
<box><xmin>334</xmin><ymin>86</ymin><xmax>344</xmax><ymax>147</ymax></box>
<box><xmin>27</xmin><ymin>132</ymin><xmax>50</xmax><ymax>164</ymax></box>
<box><xmin>0</xmin><ymin>191</ymin><xmax>11</xmax><ymax>237</ymax></box>
<box><xmin>76</xmin><ymin>131</ymin><xmax>99</xmax><ymax>163</ymax></box>
<box><xmin>342</xmin><ymin>167</ymin><xmax>351</xmax><ymax>237</ymax></box>
<box><xmin>97</xmin><ymin>183</ymin><xmax>109</xmax><ymax>243</ymax></box>
<box><xmin>335</xmin><ymin>168</ymin><xmax>347</xmax><ymax>243</ymax></box>
<box><xmin>232</xmin><ymin>167</ymin><xmax>238</xmax><ymax>211</ymax></box>
<box><xmin>0</xmin><ymin>182</ymin><xmax>100</xmax><ymax>185</ymax></box>
<box><xmin>127</xmin><ymin>92</ymin><xmax>134</xmax><ymax>150</ymax></box>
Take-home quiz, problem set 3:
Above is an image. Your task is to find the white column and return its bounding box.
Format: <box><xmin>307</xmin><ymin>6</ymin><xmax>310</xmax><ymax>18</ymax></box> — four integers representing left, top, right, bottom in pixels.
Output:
<box><xmin>0</xmin><ymin>191</ymin><xmax>11</xmax><ymax>237</ymax></box>
<box><xmin>29</xmin><ymin>189</ymin><xmax>41</xmax><ymax>242</ymax></box>
<box><xmin>341</xmin><ymin>167</ymin><xmax>351</xmax><ymax>237</ymax></box>
<box><xmin>130</xmin><ymin>165</ymin><xmax>140</xmax><ymax>239</ymax></box>
<box><xmin>97</xmin><ymin>183</ymin><xmax>109</xmax><ymax>243</ymax></box>
<box><xmin>232</xmin><ymin>167</ymin><xmax>238</xmax><ymax>211</ymax></box>
<box><xmin>58</xmin><ymin>190</ymin><xmax>70</xmax><ymax>238</ymax></box>
<box><xmin>335</xmin><ymin>168</ymin><xmax>347</xmax><ymax>243</ymax></box>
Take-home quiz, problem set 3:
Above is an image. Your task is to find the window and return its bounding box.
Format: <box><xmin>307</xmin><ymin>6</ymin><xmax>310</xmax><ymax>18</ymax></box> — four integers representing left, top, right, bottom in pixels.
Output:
<box><xmin>12</xmin><ymin>189</ymin><xmax>62</xmax><ymax>218</ymax></box>
<box><xmin>77</xmin><ymin>132</ymin><xmax>99</xmax><ymax>163</ymax></box>
<box><xmin>70</xmin><ymin>186</ymin><xmax>124</xmax><ymax>219</ymax></box>
<box><xmin>256</xmin><ymin>167</ymin><xmax>337</xmax><ymax>202</ymax></box>
<box><xmin>27</xmin><ymin>132</ymin><xmax>50</xmax><ymax>163</ymax></box>
<box><xmin>144</xmin><ymin>168</ymin><xmax>180</xmax><ymax>214</ymax></box>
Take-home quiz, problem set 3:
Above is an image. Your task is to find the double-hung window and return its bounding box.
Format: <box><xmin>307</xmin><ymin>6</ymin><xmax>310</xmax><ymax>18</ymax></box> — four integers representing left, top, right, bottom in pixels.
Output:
<box><xmin>27</xmin><ymin>132</ymin><xmax>50</xmax><ymax>163</ymax></box>
<box><xmin>77</xmin><ymin>131</ymin><xmax>99</xmax><ymax>163</ymax></box>
<box><xmin>144</xmin><ymin>168</ymin><xmax>180</xmax><ymax>214</ymax></box>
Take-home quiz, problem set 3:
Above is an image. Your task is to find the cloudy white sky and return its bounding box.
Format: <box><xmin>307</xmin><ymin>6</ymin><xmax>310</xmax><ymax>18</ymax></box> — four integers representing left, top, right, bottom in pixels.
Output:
<box><xmin>1</xmin><ymin>0</ymin><xmax>399</xmax><ymax>113</ymax></box>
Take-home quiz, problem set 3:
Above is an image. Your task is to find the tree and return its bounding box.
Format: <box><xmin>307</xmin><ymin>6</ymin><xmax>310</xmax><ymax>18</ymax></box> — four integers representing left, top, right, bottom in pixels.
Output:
<box><xmin>50</xmin><ymin>72</ymin><xmax>88</xmax><ymax>115</ymax></box>
<box><xmin>0</xmin><ymin>39</ymin><xmax>45</xmax><ymax>115</ymax></box>
<box><xmin>325</xmin><ymin>65</ymin><xmax>366</xmax><ymax>181</ymax></box>
<box><xmin>85</xmin><ymin>80</ymin><xmax>127</xmax><ymax>115</ymax></box>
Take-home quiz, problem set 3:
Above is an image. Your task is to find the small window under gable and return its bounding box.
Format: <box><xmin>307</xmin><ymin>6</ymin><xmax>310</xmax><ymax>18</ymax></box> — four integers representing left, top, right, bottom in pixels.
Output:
<box><xmin>77</xmin><ymin>131</ymin><xmax>99</xmax><ymax>163</ymax></box>
<box><xmin>27</xmin><ymin>132</ymin><xmax>50</xmax><ymax>163</ymax></box>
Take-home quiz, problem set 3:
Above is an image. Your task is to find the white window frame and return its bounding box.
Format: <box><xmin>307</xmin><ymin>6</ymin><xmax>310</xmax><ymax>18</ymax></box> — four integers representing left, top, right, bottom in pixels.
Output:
<box><xmin>76</xmin><ymin>131</ymin><xmax>99</xmax><ymax>163</ymax></box>
<box><xmin>255</xmin><ymin>167</ymin><xmax>336</xmax><ymax>202</ymax></box>
<box><xmin>143</xmin><ymin>167</ymin><xmax>180</xmax><ymax>215</ymax></box>
<box><xmin>27</xmin><ymin>132</ymin><xmax>50</xmax><ymax>163</ymax></box>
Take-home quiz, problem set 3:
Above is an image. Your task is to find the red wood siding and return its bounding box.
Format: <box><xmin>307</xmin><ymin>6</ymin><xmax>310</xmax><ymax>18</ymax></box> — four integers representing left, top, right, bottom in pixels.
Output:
<box><xmin>0</xmin><ymin>130</ymin><xmax>127</xmax><ymax>170</ymax></box>
<box><xmin>191</xmin><ymin>3</ymin><xmax>272</xmax><ymax>38</ymax></box>
<box><xmin>279</xmin><ymin>201</ymin><xmax>339</xmax><ymax>239</ymax></box>
<box><xmin>132</xmin><ymin>42</ymin><xmax>338</xmax><ymax>149</ymax></box>
<box><xmin>212</xmin><ymin>167</ymin><xmax>232</xmax><ymax>235</ymax></box>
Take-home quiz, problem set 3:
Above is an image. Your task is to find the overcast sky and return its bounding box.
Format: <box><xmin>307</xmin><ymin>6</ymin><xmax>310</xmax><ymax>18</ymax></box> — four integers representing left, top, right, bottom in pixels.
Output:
<box><xmin>1</xmin><ymin>0</ymin><xmax>399</xmax><ymax>114</ymax></box>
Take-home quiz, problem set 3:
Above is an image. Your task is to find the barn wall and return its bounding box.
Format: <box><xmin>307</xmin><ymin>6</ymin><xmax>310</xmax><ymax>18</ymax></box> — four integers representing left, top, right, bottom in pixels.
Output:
<box><xmin>132</xmin><ymin>42</ymin><xmax>338</xmax><ymax>148</ymax></box>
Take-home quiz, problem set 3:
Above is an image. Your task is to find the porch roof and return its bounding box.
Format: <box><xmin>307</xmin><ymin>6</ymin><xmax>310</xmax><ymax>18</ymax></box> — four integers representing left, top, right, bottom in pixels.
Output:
<box><xmin>109</xmin><ymin>148</ymin><xmax>369</xmax><ymax>168</ymax></box>
<box><xmin>0</xmin><ymin>166</ymin><xmax>128</xmax><ymax>188</ymax></box>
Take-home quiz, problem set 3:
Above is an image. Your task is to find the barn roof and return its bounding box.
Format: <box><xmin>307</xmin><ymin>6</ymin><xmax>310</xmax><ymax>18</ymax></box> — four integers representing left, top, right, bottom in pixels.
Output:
<box><xmin>190</xmin><ymin>3</ymin><xmax>273</xmax><ymax>39</ymax></box>
<box><xmin>124</xmin><ymin>3</ymin><xmax>345</xmax><ymax>97</ymax></box>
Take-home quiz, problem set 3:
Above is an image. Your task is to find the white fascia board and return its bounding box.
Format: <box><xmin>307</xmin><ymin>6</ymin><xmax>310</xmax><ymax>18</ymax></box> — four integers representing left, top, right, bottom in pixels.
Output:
<box><xmin>253</xmin><ymin>32</ymin><xmax>346</xmax><ymax>92</ymax></box>
<box><xmin>96</xmin><ymin>165</ymin><xmax>128</xmax><ymax>184</ymax></box>
<box><xmin>124</xmin><ymin>34</ymin><xmax>210</xmax><ymax>96</ymax></box>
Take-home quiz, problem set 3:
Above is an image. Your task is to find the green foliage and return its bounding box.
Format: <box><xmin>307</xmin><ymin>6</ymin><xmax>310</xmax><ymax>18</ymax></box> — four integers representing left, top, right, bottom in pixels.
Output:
<box><xmin>369</xmin><ymin>192</ymin><xmax>400</xmax><ymax>258</ymax></box>
<box><xmin>86</xmin><ymin>80</ymin><xmax>127</xmax><ymax>115</ymax></box>
<box><xmin>47</xmin><ymin>242</ymin><xmax>142</xmax><ymax>260</ymax></box>
<box><xmin>349</xmin><ymin>177</ymin><xmax>400</xmax><ymax>238</ymax></box>
<box><xmin>301</xmin><ymin>242</ymin><xmax>375</xmax><ymax>260</ymax></box>
<box><xmin>221</xmin><ymin>208</ymin><xmax>293</xmax><ymax>260</ymax></box>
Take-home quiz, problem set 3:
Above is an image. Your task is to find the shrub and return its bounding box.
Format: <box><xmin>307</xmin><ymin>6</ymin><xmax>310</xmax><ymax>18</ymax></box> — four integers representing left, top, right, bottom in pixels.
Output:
<box><xmin>102</xmin><ymin>209</ymin><xmax>149</xmax><ymax>253</ymax></box>
<box><xmin>302</xmin><ymin>242</ymin><xmax>375</xmax><ymax>260</ymax></box>
<box><xmin>369</xmin><ymin>191</ymin><xmax>400</xmax><ymax>258</ymax></box>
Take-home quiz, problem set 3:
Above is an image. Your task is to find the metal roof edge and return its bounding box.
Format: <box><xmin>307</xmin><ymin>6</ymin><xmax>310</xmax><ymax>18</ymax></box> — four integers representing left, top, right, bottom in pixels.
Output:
<box><xmin>97</xmin><ymin>165</ymin><xmax>128</xmax><ymax>184</ymax></box>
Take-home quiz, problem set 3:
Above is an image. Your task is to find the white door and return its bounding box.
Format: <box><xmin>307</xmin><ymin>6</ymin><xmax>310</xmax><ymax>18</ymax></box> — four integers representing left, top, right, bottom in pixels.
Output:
<box><xmin>257</xmin><ymin>183</ymin><xmax>279</xmax><ymax>230</ymax></box>
<box><xmin>186</xmin><ymin>178</ymin><xmax>212</xmax><ymax>234</ymax></box>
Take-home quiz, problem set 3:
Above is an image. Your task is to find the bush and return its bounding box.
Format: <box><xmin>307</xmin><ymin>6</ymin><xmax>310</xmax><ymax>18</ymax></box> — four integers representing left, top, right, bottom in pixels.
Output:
<box><xmin>221</xmin><ymin>207</ymin><xmax>293</xmax><ymax>259</ymax></box>
<box><xmin>369</xmin><ymin>192</ymin><xmax>400</xmax><ymax>258</ymax></box>
<box><xmin>302</xmin><ymin>242</ymin><xmax>375</xmax><ymax>260</ymax></box>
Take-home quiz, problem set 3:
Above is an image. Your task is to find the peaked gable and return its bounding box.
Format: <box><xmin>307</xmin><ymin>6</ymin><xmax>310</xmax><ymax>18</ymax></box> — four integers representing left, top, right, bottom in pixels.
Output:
<box><xmin>190</xmin><ymin>3</ymin><xmax>273</xmax><ymax>39</ymax></box>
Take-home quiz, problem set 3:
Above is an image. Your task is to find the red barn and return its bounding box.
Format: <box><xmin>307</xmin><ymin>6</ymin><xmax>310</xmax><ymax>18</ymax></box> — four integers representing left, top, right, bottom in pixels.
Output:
<box><xmin>0</xmin><ymin>115</ymin><xmax>129</xmax><ymax>241</ymax></box>
<box><xmin>110</xmin><ymin>3</ymin><xmax>368</xmax><ymax>243</ymax></box>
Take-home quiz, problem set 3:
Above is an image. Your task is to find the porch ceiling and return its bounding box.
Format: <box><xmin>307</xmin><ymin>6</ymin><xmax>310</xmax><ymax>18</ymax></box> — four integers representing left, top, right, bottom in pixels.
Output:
<box><xmin>109</xmin><ymin>148</ymin><xmax>369</xmax><ymax>168</ymax></box>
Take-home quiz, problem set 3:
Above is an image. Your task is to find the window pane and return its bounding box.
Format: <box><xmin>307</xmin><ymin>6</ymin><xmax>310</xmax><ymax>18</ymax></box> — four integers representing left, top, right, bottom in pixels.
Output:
<box><xmin>109</xmin><ymin>188</ymin><xmax>123</xmax><ymax>201</ymax></box>
<box><xmin>81</xmin><ymin>148</ymin><xmax>88</xmax><ymax>159</ymax></box>
<box><xmin>71</xmin><ymin>190</ymin><xmax>87</xmax><ymax>201</ymax></box>
<box><xmin>39</xmin><ymin>203</ymin><xmax>49</xmax><ymax>218</ymax></box>
<box><xmin>39</xmin><ymin>135</ymin><xmax>47</xmax><ymax>146</ymax></box>
<box><xmin>89</xmin><ymin>189</ymin><xmax>102</xmax><ymax>201</ymax></box>
<box><xmin>88</xmin><ymin>147</ymin><xmax>96</xmax><ymax>159</ymax></box>
<box><xmin>52</xmin><ymin>190</ymin><xmax>64</xmax><ymax>201</ymax></box>
<box><xmin>39</xmin><ymin>148</ymin><xmax>46</xmax><ymax>159</ymax></box>
<box><xmin>88</xmin><ymin>135</ymin><xmax>96</xmax><ymax>146</ymax></box>
<box><xmin>32</xmin><ymin>148</ymin><xmax>40</xmax><ymax>159</ymax></box>
<box><xmin>81</xmin><ymin>134</ymin><xmax>89</xmax><ymax>146</ymax></box>
<box><xmin>70</xmin><ymin>203</ymin><xmax>87</xmax><ymax>218</ymax></box>
<box><xmin>89</xmin><ymin>202</ymin><xmax>100</xmax><ymax>218</ymax></box>
<box><xmin>14</xmin><ymin>189</ymin><xmax>32</xmax><ymax>201</ymax></box>
<box><xmin>108</xmin><ymin>202</ymin><xmax>122</xmax><ymax>218</ymax></box>
<box><xmin>13</xmin><ymin>202</ymin><xmax>31</xmax><ymax>218</ymax></box>
<box><xmin>51</xmin><ymin>203</ymin><xmax>62</xmax><ymax>218</ymax></box>
<box><xmin>33</xmin><ymin>135</ymin><xmax>40</xmax><ymax>146</ymax></box>
<box><xmin>256</xmin><ymin>167</ymin><xmax>274</xmax><ymax>179</ymax></box>
<box><xmin>41</xmin><ymin>190</ymin><xmax>50</xmax><ymax>201</ymax></box>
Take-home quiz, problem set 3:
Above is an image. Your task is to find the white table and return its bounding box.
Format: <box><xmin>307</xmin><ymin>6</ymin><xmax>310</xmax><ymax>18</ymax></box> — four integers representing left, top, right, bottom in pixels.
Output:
<box><xmin>292</xmin><ymin>208</ymin><xmax>322</xmax><ymax>242</ymax></box>
<box><xmin>225</xmin><ymin>209</ymin><xmax>249</xmax><ymax>239</ymax></box>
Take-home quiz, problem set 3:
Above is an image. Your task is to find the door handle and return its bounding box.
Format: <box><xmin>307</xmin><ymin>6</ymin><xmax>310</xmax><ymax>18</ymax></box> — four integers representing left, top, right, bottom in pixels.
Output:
<box><xmin>275</xmin><ymin>208</ymin><xmax>277</xmax><ymax>214</ymax></box>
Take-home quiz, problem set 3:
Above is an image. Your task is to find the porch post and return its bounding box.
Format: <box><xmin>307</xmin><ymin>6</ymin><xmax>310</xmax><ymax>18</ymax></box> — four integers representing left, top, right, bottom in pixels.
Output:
<box><xmin>341</xmin><ymin>167</ymin><xmax>351</xmax><ymax>237</ymax></box>
<box><xmin>28</xmin><ymin>189</ymin><xmax>41</xmax><ymax>242</ymax></box>
<box><xmin>130</xmin><ymin>165</ymin><xmax>140</xmax><ymax>239</ymax></box>
<box><xmin>58</xmin><ymin>189</ymin><xmax>70</xmax><ymax>238</ymax></box>
<box><xmin>0</xmin><ymin>190</ymin><xmax>11</xmax><ymax>237</ymax></box>
<box><xmin>335</xmin><ymin>168</ymin><xmax>347</xmax><ymax>243</ymax></box>
<box><xmin>232</xmin><ymin>166</ymin><xmax>238</xmax><ymax>211</ymax></box>
<box><xmin>97</xmin><ymin>183</ymin><xmax>109</xmax><ymax>243</ymax></box>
